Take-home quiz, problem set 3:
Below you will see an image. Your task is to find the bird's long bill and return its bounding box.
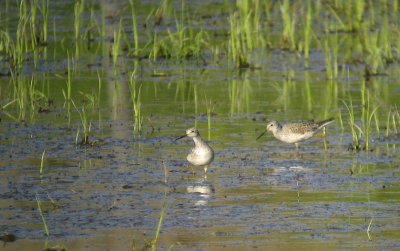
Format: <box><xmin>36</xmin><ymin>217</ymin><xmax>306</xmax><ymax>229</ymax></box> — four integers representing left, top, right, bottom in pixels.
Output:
<box><xmin>174</xmin><ymin>135</ymin><xmax>187</xmax><ymax>141</ymax></box>
<box><xmin>256</xmin><ymin>130</ymin><xmax>266</xmax><ymax>140</ymax></box>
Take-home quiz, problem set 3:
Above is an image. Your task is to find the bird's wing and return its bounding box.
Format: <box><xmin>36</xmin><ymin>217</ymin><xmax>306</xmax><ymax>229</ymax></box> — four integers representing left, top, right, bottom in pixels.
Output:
<box><xmin>287</xmin><ymin>122</ymin><xmax>319</xmax><ymax>134</ymax></box>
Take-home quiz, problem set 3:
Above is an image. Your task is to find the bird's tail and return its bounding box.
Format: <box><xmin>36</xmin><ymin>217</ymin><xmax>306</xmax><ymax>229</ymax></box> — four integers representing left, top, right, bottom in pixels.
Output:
<box><xmin>317</xmin><ymin>117</ymin><xmax>334</xmax><ymax>128</ymax></box>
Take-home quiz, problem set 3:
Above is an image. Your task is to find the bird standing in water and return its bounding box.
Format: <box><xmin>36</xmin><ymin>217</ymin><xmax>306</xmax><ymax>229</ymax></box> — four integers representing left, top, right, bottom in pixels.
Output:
<box><xmin>175</xmin><ymin>128</ymin><xmax>214</xmax><ymax>175</ymax></box>
<box><xmin>257</xmin><ymin>118</ymin><xmax>334</xmax><ymax>148</ymax></box>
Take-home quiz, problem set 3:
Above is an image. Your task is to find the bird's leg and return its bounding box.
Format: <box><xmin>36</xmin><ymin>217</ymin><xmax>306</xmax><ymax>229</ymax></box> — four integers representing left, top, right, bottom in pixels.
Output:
<box><xmin>322</xmin><ymin>127</ymin><xmax>328</xmax><ymax>150</ymax></box>
<box><xmin>204</xmin><ymin>165</ymin><xmax>208</xmax><ymax>174</ymax></box>
<box><xmin>189</xmin><ymin>166</ymin><xmax>195</xmax><ymax>176</ymax></box>
<box><xmin>294</xmin><ymin>143</ymin><xmax>300</xmax><ymax>159</ymax></box>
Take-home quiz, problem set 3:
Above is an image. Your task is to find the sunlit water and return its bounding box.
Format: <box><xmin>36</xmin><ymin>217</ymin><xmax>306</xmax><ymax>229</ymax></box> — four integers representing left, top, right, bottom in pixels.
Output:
<box><xmin>1</xmin><ymin>1</ymin><xmax>400</xmax><ymax>250</ymax></box>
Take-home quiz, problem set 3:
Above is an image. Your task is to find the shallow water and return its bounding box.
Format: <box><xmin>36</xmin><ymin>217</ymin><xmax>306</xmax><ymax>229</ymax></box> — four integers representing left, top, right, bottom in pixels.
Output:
<box><xmin>1</xmin><ymin>1</ymin><xmax>400</xmax><ymax>250</ymax></box>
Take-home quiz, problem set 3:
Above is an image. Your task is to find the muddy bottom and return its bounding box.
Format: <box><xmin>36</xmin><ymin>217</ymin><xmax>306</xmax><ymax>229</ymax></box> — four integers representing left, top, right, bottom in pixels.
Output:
<box><xmin>1</xmin><ymin>117</ymin><xmax>400</xmax><ymax>251</ymax></box>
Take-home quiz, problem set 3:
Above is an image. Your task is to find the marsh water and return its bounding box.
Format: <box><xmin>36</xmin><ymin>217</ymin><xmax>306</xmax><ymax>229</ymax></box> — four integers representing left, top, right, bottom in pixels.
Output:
<box><xmin>1</xmin><ymin>1</ymin><xmax>400</xmax><ymax>250</ymax></box>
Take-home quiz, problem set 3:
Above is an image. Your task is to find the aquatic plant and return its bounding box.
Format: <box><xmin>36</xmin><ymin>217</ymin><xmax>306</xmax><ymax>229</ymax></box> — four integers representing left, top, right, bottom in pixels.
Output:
<box><xmin>112</xmin><ymin>19</ymin><xmax>124</xmax><ymax>66</ymax></box>
<box><xmin>280</xmin><ymin>0</ymin><xmax>296</xmax><ymax>50</ymax></box>
<box><xmin>227</xmin><ymin>0</ymin><xmax>265</xmax><ymax>68</ymax></box>
<box><xmin>153</xmin><ymin>0</ymin><xmax>172</xmax><ymax>26</ymax></box>
<box><xmin>41</xmin><ymin>0</ymin><xmax>49</xmax><ymax>44</ymax></box>
<box><xmin>342</xmin><ymin>99</ymin><xmax>362</xmax><ymax>150</ymax></box>
<box><xmin>131</xmin><ymin>191</ymin><xmax>169</xmax><ymax>251</ymax></box>
<box><xmin>362</xmin><ymin>30</ymin><xmax>384</xmax><ymax>76</ymax></box>
<box><xmin>40</xmin><ymin>149</ymin><xmax>45</xmax><ymax>175</ymax></box>
<box><xmin>302</xmin><ymin>0</ymin><xmax>312</xmax><ymax>60</ymax></box>
<box><xmin>74</xmin><ymin>0</ymin><xmax>85</xmax><ymax>56</ymax></box>
<box><xmin>324</xmin><ymin>0</ymin><xmax>365</xmax><ymax>32</ymax></box>
<box><xmin>151</xmin><ymin>201</ymin><xmax>166</xmax><ymax>251</ymax></box>
<box><xmin>385</xmin><ymin>106</ymin><xmax>400</xmax><ymax>137</ymax></box>
<box><xmin>15</xmin><ymin>0</ymin><xmax>29</xmax><ymax>71</ymax></box>
<box><xmin>11</xmin><ymin>75</ymin><xmax>40</xmax><ymax>121</ymax></box>
<box><xmin>343</xmin><ymin>81</ymin><xmax>380</xmax><ymax>151</ymax></box>
<box><xmin>228</xmin><ymin>12</ymin><xmax>249</xmax><ymax>68</ymax></box>
<box><xmin>29</xmin><ymin>0</ymin><xmax>39</xmax><ymax>66</ymax></box>
<box><xmin>367</xmin><ymin>218</ymin><xmax>373</xmax><ymax>241</ymax></box>
<box><xmin>360</xmin><ymin>81</ymin><xmax>380</xmax><ymax>150</ymax></box>
<box><xmin>35</xmin><ymin>193</ymin><xmax>49</xmax><ymax>236</ymax></box>
<box><xmin>1</xmin><ymin>0</ymin><xmax>48</xmax><ymax>70</ymax></box>
<box><xmin>129</xmin><ymin>71</ymin><xmax>143</xmax><ymax>133</ymax></box>
<box><xmin>168</xmin><ymin>24</ymin><xmax>208</xmax><ymax>61</ymax></box>
<box><xmin>71</xmin><ymin>99</ymin><xmax>91</xmax><ymax>145</ymax></box>
<box><xmin>74</xmin><ymin>0</ymin><xmax>85</xmax><ymax>41</ymax></box>
<box><xmin>83</xmin><ymin>6</ymin><xmax>102</xmax><ymax>49</ymax></box>
<box><xmin>62</xmin><ymin>53</ymin><xmax>73</xmax><ymax>103</ymax></box>
<box><xmin>129</xmin><ymin>0</ymin><xmax>139</xmax><ymax>56</ymax></box>
<box><xmin>97</xmin><ymin>71</ymin><xmax>102</xmax><ymax>107</ymax></box>
<box><xmin>0</xmin><ymin>31</ymin><xmax>17</xmax><ymax>71</ymax></box>
<box><xmin>146</xmin><ymin>21</ymin><xmax>208</xmax><ymax>61</ymax></box>
<box><xmin>379</xmin><ymin>11</ymin><xmax>393</xmax><ymax>63</ymax></box>
<box><xmin>303</xmin><ymin>71</ymin><xmax>312</xmax><ymax>112</ymax></box>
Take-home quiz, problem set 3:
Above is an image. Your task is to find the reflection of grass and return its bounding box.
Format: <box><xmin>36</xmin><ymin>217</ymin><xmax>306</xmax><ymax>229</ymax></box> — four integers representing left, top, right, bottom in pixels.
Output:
<box><xmin>323</xmin><ymin>34</ymin><xmax>339</xmax><ymax>79</ymax></box>
<box><xmin>303</xmin><ymin>72</ymin><xmax>312</xmax><ymax>112</ymax></box>
<box><xmin>205</xmin><ymin>95</ymin><xmax>214</xmax><ymax>140</ymax></box>
<box><xmin>228</xmin><ymin>72</ymin><xmax>252</xmax><ymax>115</ymax></box>
<box><xmin>271</xmin><ymin>71</ymin><xmax>295</xmax><ymax>112</ymax></box>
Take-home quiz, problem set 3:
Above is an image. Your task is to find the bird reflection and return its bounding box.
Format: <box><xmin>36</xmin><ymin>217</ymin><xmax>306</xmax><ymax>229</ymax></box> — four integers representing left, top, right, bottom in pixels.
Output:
<box><xmin>271</xmin><ymin>165</ymin><xmax>310</xmax><ymax>174</ymax></box>
<box><xmin>186</xmin><ymin>178</ymin><xmax>215</xmax><ymax>206</ymax></box>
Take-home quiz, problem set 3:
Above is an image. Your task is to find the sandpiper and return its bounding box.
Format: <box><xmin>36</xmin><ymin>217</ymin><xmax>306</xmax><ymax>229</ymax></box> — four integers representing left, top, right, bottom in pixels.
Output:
<box><xmin>257</xmin><ymin>118</ymin><xmax>334</xmax><ymax>148</ymax></box>
<box><xmin>175</xmin><ymin>128</ymin><xmax>214</xmax><ymax>174</ymax></box>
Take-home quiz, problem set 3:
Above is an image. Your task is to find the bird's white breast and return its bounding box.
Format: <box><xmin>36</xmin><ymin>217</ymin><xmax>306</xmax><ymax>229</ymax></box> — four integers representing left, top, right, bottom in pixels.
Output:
<box><xmin>187</xmin><ymin>147</ymin><xmax>214</xmax><ymax>166</ymax></box>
